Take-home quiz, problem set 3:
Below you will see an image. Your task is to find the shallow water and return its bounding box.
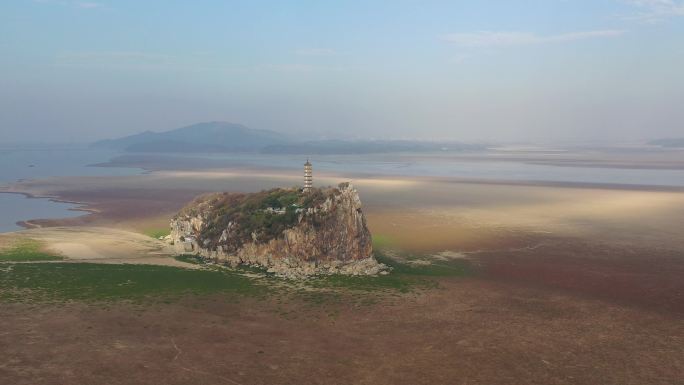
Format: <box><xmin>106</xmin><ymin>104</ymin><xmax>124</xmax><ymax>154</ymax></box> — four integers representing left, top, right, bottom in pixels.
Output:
<box><xmin>0</xmin><ymin>146</ymin><xmax>140</xmax><ymax>233</ymax></box>
<box><xmin>0</xmin><ymin>193</ymin><xmax>84</xmax><ymax>233</ymax></box>
<box><xmin>0</xmin><ymin>146</ymin><xmax>138</xmax><ymax>183</ymax></box>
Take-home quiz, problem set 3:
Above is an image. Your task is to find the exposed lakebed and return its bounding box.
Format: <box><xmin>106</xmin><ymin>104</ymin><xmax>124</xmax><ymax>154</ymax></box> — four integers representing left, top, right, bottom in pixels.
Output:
<box><xmin>3</xmin><ymin>145</ymin><xmax>684</xmax><ymax>233</ymax></box>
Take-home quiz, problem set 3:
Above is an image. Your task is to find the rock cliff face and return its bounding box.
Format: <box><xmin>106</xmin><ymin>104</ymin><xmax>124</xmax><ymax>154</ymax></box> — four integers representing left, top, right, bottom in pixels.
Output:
<box><xmin>169</xmin><ymin>182</ymin><xmax>386</xmax><ymax>278</ymax></box>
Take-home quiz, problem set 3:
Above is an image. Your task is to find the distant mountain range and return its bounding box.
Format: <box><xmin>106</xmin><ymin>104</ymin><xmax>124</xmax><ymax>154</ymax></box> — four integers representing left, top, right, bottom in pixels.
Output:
<box><xmin>92</xmin><ymin>121</ymin><xmax>486</xmax><ymax>154</ymax></box>
<box><xmin>91</xmin><ymin>122</ymin><xmax>289</xmax><ymax>153</ymax></box>
<box><xmin>648</xmin><ymin>138</ymin><xmax>684</xmax><ymax>148</ymax></box>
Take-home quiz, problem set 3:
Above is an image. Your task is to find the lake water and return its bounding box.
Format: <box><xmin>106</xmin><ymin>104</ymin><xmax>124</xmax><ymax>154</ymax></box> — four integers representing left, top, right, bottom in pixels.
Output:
<box><xmin>0</xmin><ymin>146</ymin><xmax>140</xmax><ymax>233</ymax></box>
<box><xmin>0</xmin><ymin>193</ymin><xmax>86</xmax><ymax>233</ymax></box>
<box><xmin>2</xmin><ymin>146</ymin><xmax>684</xmax><ymax>233</ymax></box>
<box><xmin>0</xmin><ymin>146</ymin><xmax>138</xmax><ymax>182</ymax></box>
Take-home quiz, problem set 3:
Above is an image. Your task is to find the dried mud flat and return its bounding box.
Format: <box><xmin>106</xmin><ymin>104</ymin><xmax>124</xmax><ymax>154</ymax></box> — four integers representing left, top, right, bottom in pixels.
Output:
<box><xmin>1</xmin><ymin>278</ymin><xmax>682</xmax><ymax>385</ymax></box>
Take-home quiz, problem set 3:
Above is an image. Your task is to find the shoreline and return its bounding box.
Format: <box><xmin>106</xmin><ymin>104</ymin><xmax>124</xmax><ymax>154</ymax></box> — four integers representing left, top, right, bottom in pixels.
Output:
<box><xmin>0</xmin><ymin>190</ymin><xmax>96</xmax><ymax>232</ymax></box>
<box><xmin>136</xmin><ymin>168</ymin><xmax>684</xmax><ymax>193</ymax></box>
<box><xmin>100</xmin><ymin>165</ymin><xmax>684</xmax><ymax>192</ymax></box>
<box><xmin>3</xmin><ymin>166</ymin><xmax>684</xmax><ymax>233</ymax></box>
<box><xmin>97</xmin><ymin>148</ymin><xmax>684</xmax><ymax>171</ymax></box>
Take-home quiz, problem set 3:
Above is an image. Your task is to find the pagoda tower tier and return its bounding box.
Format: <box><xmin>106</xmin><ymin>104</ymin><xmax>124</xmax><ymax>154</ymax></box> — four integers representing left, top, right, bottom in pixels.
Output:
<box><xmin>304</xmin><ymin>159</ymin><xmax>313</xmax><ymax>193</ymax></box>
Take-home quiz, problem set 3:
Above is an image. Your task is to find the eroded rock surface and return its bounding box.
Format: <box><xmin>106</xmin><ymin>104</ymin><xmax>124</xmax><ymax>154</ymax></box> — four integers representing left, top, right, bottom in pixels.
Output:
<box><xmin>169</xmin><ymin>182</ymin><xmax>386</xmax><ymax>278</ymax></box>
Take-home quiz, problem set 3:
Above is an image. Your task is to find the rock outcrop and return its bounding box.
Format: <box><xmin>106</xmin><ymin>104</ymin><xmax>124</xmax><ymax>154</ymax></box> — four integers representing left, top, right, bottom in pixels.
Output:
<box><xmin>168</xmin><ymin>182</ymin><xmax>386</xmax><ymax>278</ymax></box>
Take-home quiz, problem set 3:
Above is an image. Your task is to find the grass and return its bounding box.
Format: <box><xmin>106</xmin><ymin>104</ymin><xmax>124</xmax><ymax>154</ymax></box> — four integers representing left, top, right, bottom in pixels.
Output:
<box><xmin>307</xmin><ymin>252</ymin><xmax>472</xmax><ymax>293</ymax></box>
<box><xmin>375</xmin><ymin>253</ymin><xmax>472</xmax><ymax>277</ymax></box>
<box><xmin>0</xmin><ymin>239</ymin><xmax>63</xmax><ymax>262</ymax></box>
<box><xmin>174</xmin><ymin>255</ymin><xmax>272</xmax><ymax>276</ymax></box>
<box><xmin>0</xmin><ymin>262</ymin><xmax>264</xmax><ymax>303</ymax></box>
<box><xmin>167</xmin><ymin>248</ymin><xmax>474</xmax><ymax>309</ymax></box>
<box><xmin>371</xmin><ymin>234</ymin><xmax>397</xmax><ymax>250</ymax></box>
<box><xmin>173</xmin><ymin>249</ymin><xmax>472</xmax><ymax>295</ymax></box>
<box><xmin>296</xmin><ymin>252</ymin><xmax>473</xmax><ymax>309</ymax></box>
<box><xmin>174</xmin><ymin>254</ymin><xmax>203</xmax><ymax>265</ymax></box>
<box><xmin>143</xmin><ymin>227</ymin><xmax>171</xmax><ymax>239</ymax></box>
<box><xmin>0</xmin><ymin>241</ymin><xmax>473</xmax><ymax>306</ymax></box>
<box><xmin>372</xmin><ymin>232</ymin><xmax>473</xmax><ymax>277</ymax></box>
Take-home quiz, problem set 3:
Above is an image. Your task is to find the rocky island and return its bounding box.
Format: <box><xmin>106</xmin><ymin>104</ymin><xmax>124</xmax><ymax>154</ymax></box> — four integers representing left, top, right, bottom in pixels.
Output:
<box><xmin>168</xmin><ymin>182</ymin><xmax>386</xmax><ymax>278</ymax></box>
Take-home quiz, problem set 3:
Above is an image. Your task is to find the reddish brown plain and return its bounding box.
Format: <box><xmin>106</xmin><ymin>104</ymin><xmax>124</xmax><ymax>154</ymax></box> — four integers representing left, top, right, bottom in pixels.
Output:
<box><xmin>1</xmin><ymin>166</ymin><xmax>683</xmax><ymax>385</ymax></box>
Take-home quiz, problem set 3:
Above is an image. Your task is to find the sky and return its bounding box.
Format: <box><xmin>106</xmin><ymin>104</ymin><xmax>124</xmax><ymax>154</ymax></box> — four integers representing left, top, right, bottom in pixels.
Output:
<box><xmin>0</xmin><ymin>0</ymin><xmax>683</xmax><ymax>143</ymax></box>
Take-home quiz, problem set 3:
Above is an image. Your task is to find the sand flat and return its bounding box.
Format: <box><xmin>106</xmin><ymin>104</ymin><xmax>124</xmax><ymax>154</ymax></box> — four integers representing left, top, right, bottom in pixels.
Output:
<box><xmin>4</xmin><ymin>168</ymin><xmax>684</xmax><ymax>251</ymax></box>
<box><xmin>0</xmin><ymin>227</ymin><xmax>192</xmax><ymax>268</ymax></box>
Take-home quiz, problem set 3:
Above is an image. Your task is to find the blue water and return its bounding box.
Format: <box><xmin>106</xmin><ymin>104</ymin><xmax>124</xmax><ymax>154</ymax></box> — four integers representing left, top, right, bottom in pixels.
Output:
<box><xmin>0</xmin><ymin>146</ymin><xmax>140</xmax><ymax>233</ymax></box>
<box><xmin>0</xmin><ymin>193</ymin><xmax>85</xmax><ymax>233</ymax></box>
<box><xmin>0</xmin><ymin>147</ymin><xmax>137</xmax><ymax>183</ymax></box>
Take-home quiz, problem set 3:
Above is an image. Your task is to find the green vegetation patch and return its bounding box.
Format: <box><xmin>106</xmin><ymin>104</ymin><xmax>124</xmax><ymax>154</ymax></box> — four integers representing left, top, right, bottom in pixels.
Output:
<box><xmin>143</xmin><ymin>227</ymin><xmax>171</xmax><ymax>239</ymax></box>
<box><xmin>183</xmin><ymin>186</ymin><xmax>334</xmax><ymax>252</ymax></box>
<box><xmin>169</xmin><ymin>250</ymin><xmax>474</xmax><ymax>308</ymax></box>
<box><xmin>302</xmin><ymin>252</ymin><xmax>473</xmax><ymax>305</ymax></box>
<box><xmin>375</xmin><ymin>253</ymin><xmax>472</xmax><ymax>277</ymax></box>
<box><xmin>0</xmin><ymin>262</ymin><xmax>264</xmax><ymax>303</ymax></box>
<box><xmin>0</xmin><ymin>239</ymin><xmax>63</xmax><ymax>262</ymax></box>
<box><xmin>174</xmin><ymin>255</ymin><xmax>272</xmax><ymax>276</ymax></box>
<box><xmin>371</xmin><ymin>234</ymin><xmax>397</xmax><ymax>250</ymax></box>
<box><xmin>174</xmin><ymin>254</ymin><xmax>204</xmax><ymax>265</ymax></box>
<box><xmin>0</xmin><ymin>248</ymin><xmax>472</xmax><ymax>306</ymax></box>
<box><xmin>307</xmin><ymin>272</ymin><xmax>423</xmax><ymax>294</ymax></box>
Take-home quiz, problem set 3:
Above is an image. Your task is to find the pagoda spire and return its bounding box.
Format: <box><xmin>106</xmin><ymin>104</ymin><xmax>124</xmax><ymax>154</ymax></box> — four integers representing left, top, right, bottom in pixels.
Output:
<box><xmin>303</xmin><ymin>159</ymin><xmax>313</xmax><ymax>193</ymax></box>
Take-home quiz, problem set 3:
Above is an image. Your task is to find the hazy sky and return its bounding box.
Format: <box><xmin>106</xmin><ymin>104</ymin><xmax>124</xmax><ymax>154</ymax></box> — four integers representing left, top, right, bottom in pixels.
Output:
<box><xmin>1</xmin><ymin>0</ymin><xmax>683</xmax><ymax>143</ymax></box>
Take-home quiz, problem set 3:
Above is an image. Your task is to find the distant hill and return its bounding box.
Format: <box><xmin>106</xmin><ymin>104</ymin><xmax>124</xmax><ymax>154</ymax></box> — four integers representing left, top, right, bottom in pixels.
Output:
<box><xmin>92</xmin><ymin>122</ymin><xmax>289</xmax><ymax>153</ymax></box>
<box><xmin>649</xmin><ymin>138</ymin><xmax>684</xmax><ymax>148</ymax></box>
<box><xmin>93</xmin><ymin>122</ymin><xmax>485</xmax><ymax>154</ymax></box>
<box><xmin>262</xmin><ymin>140</ymin><xmax>486</xmax><ymax>154</ymax></box>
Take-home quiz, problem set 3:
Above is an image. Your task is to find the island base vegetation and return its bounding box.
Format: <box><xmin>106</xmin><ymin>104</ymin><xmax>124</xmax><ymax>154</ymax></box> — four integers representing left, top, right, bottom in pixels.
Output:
<box><xmin>0</xmin><ymin>248</ymin><xmax>472</xmax><ymax>305</ymax></box>
<box><xmin>1</xmin><ymin>249</ymin><xmax>681</xmax><ymax>385</ymax></box>
<box><xmin>0</xmin><ymin>238</ymin><xmax>63</xmax><ymax>262</ymax></box>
